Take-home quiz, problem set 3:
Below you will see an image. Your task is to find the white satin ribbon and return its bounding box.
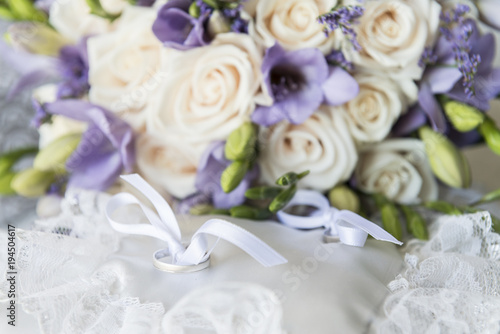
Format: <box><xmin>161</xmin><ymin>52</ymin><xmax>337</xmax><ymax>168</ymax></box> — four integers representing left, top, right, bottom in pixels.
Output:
<box><xmin>277</xmin><ymin>190</ymin><xmax>403</xmax><ymax>247</ymax></box>
<box><xmin>105</xmin><ymin>174</ymin><xmax>287</xmax><ymax>272</ymax></box>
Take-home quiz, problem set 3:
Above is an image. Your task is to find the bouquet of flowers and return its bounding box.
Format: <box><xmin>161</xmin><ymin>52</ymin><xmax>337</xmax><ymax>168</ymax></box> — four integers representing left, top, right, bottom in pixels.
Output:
<box><xmin>1</xmin><ymin>0</ymin><xmax>500</xmax><ymax>240</ymax></box>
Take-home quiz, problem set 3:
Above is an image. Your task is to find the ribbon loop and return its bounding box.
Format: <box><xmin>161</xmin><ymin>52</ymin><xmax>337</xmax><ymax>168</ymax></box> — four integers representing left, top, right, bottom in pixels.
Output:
<box><xmin>105</xmin><ymin>174</ymin><xmax>287</xmax><ymax>272</ymax></box>
<box><xmin>277</xmin><ymin>190</ymin><xmax>403</xmax><ymax>247</ymax></box>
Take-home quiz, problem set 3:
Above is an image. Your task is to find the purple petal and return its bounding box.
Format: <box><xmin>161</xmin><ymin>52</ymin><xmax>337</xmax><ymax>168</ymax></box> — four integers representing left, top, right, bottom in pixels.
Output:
<box><xmin>280</xmin><ymin>47</ymin><xmax>328</xmax><ymax>84</ymax></box>
<box><xmin>44</xmin><ymin>100</ymin><xmax>97</xmax><ymax>122</ymax></box>
<box><xmin>474</xmin><ymin>33</ymin><xmax>496</xmax><ymax>72</ymax></box>
<box><xmin>7</xmin><ymin>69</ymin><xmax>58</xmax><ymax>100</ymax></box>
<box><xmin>322</xmin><ymin>66</ymin><xmax>359</xmax><ymax>106</ymax></box>
<box><xmin>423</xmin><ymin>67</ymin><xmax>462</xmax><ymax>94</ymax></box>
<box><xmin>278</xmin><ymin>83</ymin><xmax>323</xmax><ymax>124</ymax></box>
<box><xmin>251</xmin><ymin>105</ymin><xmax>287</xmax><ymax>126</ymax></box>
<box><xmin>153</xmin><ymin>8</ymin><xmax>195</xmax><ymax>44</ymax></box>
<box><xmin>446</xmin><ymin>127</ymin><xmax>482</xmax><ymax>148</ymax></box>
<box><xmin>391</xmin><ymin>105</ymin><xmax>428</xmax><ymax>136</ymax></box>
<box><xmin>418</xmin><ymin>83</ymin><xmax>447</xmax><ymax>133</ymax></box>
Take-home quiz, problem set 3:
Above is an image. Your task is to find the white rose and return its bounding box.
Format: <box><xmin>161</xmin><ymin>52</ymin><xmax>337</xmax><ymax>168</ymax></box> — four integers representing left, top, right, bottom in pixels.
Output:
<box><xmin>87</xmin><ymin>6</ymin><xmax>163</xmax><ymax>131</ymax></box>
<box><xmin>354</xmin><ymin>139</ymin><xmax>438</xmax><ymax>204</ymax></box>
<box><xmin>145</xmin><ymin>33</ymin><xmax>265</xmax><ymax>144</ymax></box>
<box><xmin>33</xmin><ymin>85</ymin><xmax>87</xmax><ymax>148</ymax></box>
<box><xmin>339</xmin><ymin>74</ymin><xmax>416</xmax><ymax>143</ymax></box>
<box><xmin>49</xmin><ymin>0</ymin><xmax>112</xmax><ymax>42</ymax></box>
<box><xmin>136</xmin><ymin>134</ymin><xmax>205</xmax><ymax>199</ymax></box>
<box><xmin>255</xmin><ymin>0</ymin><xmax>339</xmax><ymax>53</ymax></box>
<box><xmin>259</xmin><ymin>107</ymin><xmax>358</xmax><ymax>191</ymax></box>
<box><xmin>345</xmin><ymin>0</ymin><xmax>441</xmax><ymax>80</ymax></box>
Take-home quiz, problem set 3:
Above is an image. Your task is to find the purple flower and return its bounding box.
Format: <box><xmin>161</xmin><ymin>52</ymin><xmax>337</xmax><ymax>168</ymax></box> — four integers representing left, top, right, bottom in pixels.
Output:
<box><xmin>152</xmin><ymin>0</ymin><xmax>210</xmax><ymax>50</ymax></box>
<box><xmin>318</xmin><ymin>5</ymin><xmax>364</xmax><ymax>51</ymax></box>
<box><xmin>195</xmin><ymin>141</ymin><xmax>258</xmax><ymax>209</ymax></box>
<box><xmin>44</xmin><ymin>100</ymin><xmax>135</xmax><ymax>191</ymax></box>
<box><xmin>252</xmin><ymin>43</ymin><xmax>359</xmax><ymax>126</ymax></box>
<box><xmin>57</xmin><ymin>38</ymin><xmax>89</xmax><ymax>99</ymax></box>
<box><xmin>136</xmin><ymin>0</ymin><xmax>156</xmax><ymax>7</ymax></box>
<box><xmin>393</xmin><ymin>18</ymin><xmax>500</xmax><ymax>141</ymax></box>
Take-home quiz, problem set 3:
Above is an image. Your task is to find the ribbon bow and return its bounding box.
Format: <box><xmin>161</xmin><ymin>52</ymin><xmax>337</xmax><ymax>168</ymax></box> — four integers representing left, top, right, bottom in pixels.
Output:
<box><xmin>105</xmin><ymin>174</ymin><xmax>287</xmax><ymax>272</ymax></box>
<box><xmin>277</xmin><ymin>190</ymin><xmax>403</xmax><ymax>247</ymax></box>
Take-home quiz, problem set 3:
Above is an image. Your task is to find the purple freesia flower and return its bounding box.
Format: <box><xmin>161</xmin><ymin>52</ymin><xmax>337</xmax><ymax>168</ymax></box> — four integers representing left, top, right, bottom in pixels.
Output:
<box><xmin>393</xmin><ymin>19</ymin><xmax>500</xmax><ymax>143</ymax></box>
<box><xmin>195</xmin><ymin>141</ymin><xmax>258</xmax><ymax>209</ymax></box>
<box><xmin>57</xmin><ymin>38</ymin><xmax>89</xmax><ymax>99</ymax></box>
<box><xmin>252</xmin><ymin>43</ymin><xmax>359</xmax><ymax>126</ymax></box>
<box><xmin>152</xmin><ymin>0</ymin><xmax>210</xmax><ymax>50</ymax></box>
<box><xmin>44</xmin><ymin>100</ymin><xmax>135</xmax><ymax>191</ymax></box>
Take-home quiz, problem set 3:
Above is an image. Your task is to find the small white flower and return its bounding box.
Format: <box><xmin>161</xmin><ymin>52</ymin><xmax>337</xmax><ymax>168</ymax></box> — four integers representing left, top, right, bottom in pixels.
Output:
<box><xmin>355</xmin><ymin>139</ymin><xmax>438</xmax><ymax>204</ymax></box>
<box><xmin>259</xmin><ymin>107</ymin><xmax>358</xmax><ymax>191</ymax></box>
<box><xmin>49</xmin><ymin>0</ymin><xmax>112</xmax><ymax>42</ymax></box>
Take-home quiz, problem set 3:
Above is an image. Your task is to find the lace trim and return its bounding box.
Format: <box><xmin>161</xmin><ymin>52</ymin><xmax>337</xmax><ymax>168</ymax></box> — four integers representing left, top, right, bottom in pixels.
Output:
<box><xmin>371</xmin><ymin>211</ymin><xmax>500</xmax><ymax>333</ymax></box>
<box><xmin>0</xmin><ymin>190</ymin><xmax>284</xmax><ymax>334</ymax></box>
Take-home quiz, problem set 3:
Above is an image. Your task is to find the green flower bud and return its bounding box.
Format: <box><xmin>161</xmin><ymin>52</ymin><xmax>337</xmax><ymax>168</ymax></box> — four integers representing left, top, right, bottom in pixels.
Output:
<box><xmin>400</xmin><ymin>206</ymin><xmax>428</xmax><ymax>240</ymax></box>
<box><xmin>0</xmin><ymin>172</ymin><xmax>16</xmax><ymax>196</ymax></box>
<box><xmin>5</xmin><ymin>0</ymin><xmax>47</xmax><ymax>22</ymax></box>
<box><xmin>220</xmin><ymin>160</ymin><xmax>249</xmax><ymax>193</ymax></box>
<box><xmin>34</xmin><ymin>133</ymin><xmax>82</xmax><ymax>173</ymax></box>
<box><xmin>424</xmin><ymin>201</ymin><xmax>462</xmax><ymax>215</ymax></box>
<box><xmin>380</xmin><ymin>203</ymin><xmax>402</xmax><ymax>241</ymax></box>
<box><xmin>189</xmin><ymin>204</ymin><xmax>214</xmax><ymax>215</ymax></box>
<box><xmin>269</xmin><ymin>184</ymin><xmax>297</xmax><ymax>213</ymax></box>
<box><xmin>7</xmin><ymin>22</ymin><xmax>69</xmax><ymax>56</ymax></box>
<box><xmin>443</xmin><ymin>100</ymin><xmax>485</xmax><ymax>132</ymax></box>
<box><xmin>328</xmin><ymin>185</ymin><xmax>360</xmax><ymax>213</ymax></box>
<box><xmin>11</xmin><ymin>168</ymin><xmax>55</xmax><ymax>197</ymax></box>
<box><xmin>202</xmin><ymin>0</ymin><xmax>219</xmax><ymax>9</ymax></box>
<box><xmin>245</xmin><ymin>186</ymin><xmax>283</xmax><ymax>200</ymax></box>
<box><xmin>0</xmin><ymin>6</ymin><xmax>15</xmax><ymax>20</ymax></box>
<box><xmin>207</xmin><ymin>10</ymin><xmax>231</xmax><ymax>38</ymax></box>
<box><xmin>0</xmin><ymin>147</ymin><xmax>38</xmax><ymax>175</ymax></box>
<box><xmin>275</xmin><ymin>170</ymin><xmax>309</xmax><ymax>186</ymax></box>
<box><xmin>225</xmin><ymin>122</ymin><xmax>257</xmax><ymax>161</ymax></box>
<box><xmin>189</xmin><ymin>2</ymin><xmax>201</xmax><ymax>18</ymax></box>
<box><xmin>478</xmin><ymin>116</ymin><xmax>500</xmax><ymax>156</ymax></box>
<box><xmin>419</xmin><ymin>126</ymin><xmax>471</xmax><ymax>188</ymax></box>
<box><xmin>230</xmin><ymin>205</ymin><xmax>272</xmax><ymax>220</ymax></box>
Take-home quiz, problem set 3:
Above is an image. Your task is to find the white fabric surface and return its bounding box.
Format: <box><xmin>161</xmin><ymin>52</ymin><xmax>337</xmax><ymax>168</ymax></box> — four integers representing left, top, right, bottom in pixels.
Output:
<box><xmin>1</xmin><ymin>190</ymin><xmax>403</xmax><ymax>333</ymax></box>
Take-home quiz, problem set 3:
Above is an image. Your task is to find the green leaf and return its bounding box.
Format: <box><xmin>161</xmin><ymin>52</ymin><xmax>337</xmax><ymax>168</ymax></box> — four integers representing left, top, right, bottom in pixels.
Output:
<box><xmin>0</xmin><ymin>172</ymin><xmax>16</xmax><ymax>196</ymax></box>
<box><xmin>470</xmin><ymin>187</ymin><xmax>500</xmax><ymax>206</ymax></box>
<box><xmin>380</xmin><ymin>203</ymin><xmax>402</xmax><ymax>241</ymax></box>
<box><xmin>229</xmin><ymin>205</ymin><xmax>272</xmax><ymax>220</ymax></box>
<box><xmin>0</xmin><ymin>6</ymin><xmax>15</xmax><ymax>20</ymax></box>
<box><xmin>209</xmin><ymin>208</ymin><xmax>230</xmax><ymax>216</ymax></box>
<box><xmin>220</xmin><ymin>160</ymin><xmax>249</xmax><ymax>193</ymax></box>
<box><xmin>189</xmin><ymin>204</ymin><xmax>214</xmax><ymax>216</ymax></box>
<box><xmin>0</xmin><ymin>147</ymin><xmax>38</xmax><ymax>175</ymax></box>
<box><xmin>424</xmin><ymin>201</ymin><xmax>462</xmax><ymax>215</ymax></box>
<box><xmin>245</xmin><ymin>186</ymin><xmax>283</xmax><ymax>200</ymax></box>
<box><xmin>400</xmin><ymin>206</ymin><xmax>428</xmax><ymax>240</ymax></box>
<box><xmin>269</xmin><ymin>184</ymin><xmax>297</xmax><ymax>213</ymax></box>
<box><xmin>275</xmin><ymin>170</ymin><xmax>309</xmax><ymax>186</ymax></box>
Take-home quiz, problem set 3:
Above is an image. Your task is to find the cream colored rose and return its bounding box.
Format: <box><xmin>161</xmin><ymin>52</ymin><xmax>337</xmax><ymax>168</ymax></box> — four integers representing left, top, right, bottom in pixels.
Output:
<box><xmin>255</xmin><ymin>0</ymin><xmax>339</xmax><ymax>53</ymax></box>
<box><xmin>49</xmin><ymin>0</ymin><xmax>112</xmax><ymax>42</ymax></box>
<box><xmin>87</xmin><ymin>6</ymin><xmax>163</xmax><ymax>131</ymax></box>
<box><xmin>145</xmin><ymin>33</ymin><xmax>265</xmax><ymax>145</ymax></box>
<box><xmin>33</xmin><ymin>85</ymin><xmax>87</xmax><ymax>148</ymax></box>
<box><xmin>136</xmin><ymin>134</ymin><xmax>205</xmax><ymax>199</ymax></box>
<box><xmin>354</xmin><ymin>139</ymin><xmax>438</xmax><ymax>204</ymax></box>
<box><xmin>101</xmin><ymin>0</ymin><xmax>128</xmax><ymax>15</ymax></box>
<box><xmin>338</xmin><ymin>75</ymin><xmax>416</xmax><ymax>143</ymax></box>
<box><xmin>259</xmin><ymin>107</ymin><xmax>358</xmax><ymax>191</ymax></box>
<box><xmin>345</xmin><ymin>0</ymin><xmax>441</xmax><ymax>80</ymax></box>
